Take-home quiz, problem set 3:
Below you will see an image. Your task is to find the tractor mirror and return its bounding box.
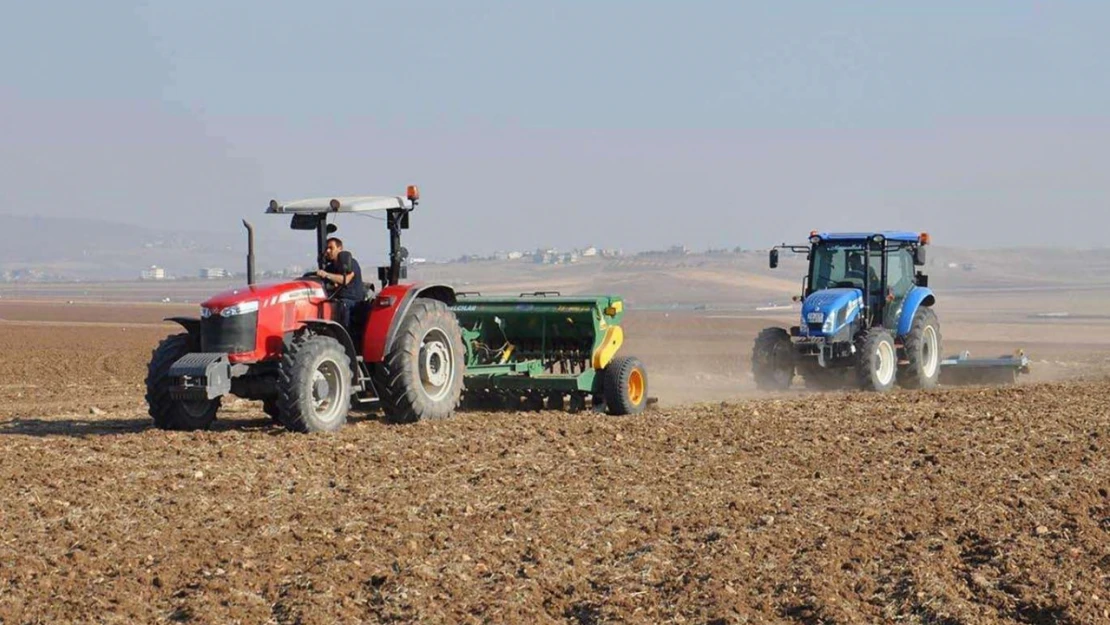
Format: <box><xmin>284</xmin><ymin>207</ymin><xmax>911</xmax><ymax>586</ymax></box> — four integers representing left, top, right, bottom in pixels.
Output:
<box><xmin>914</xmin><ymin>246</ymin><xmax>927</xmax><ymax>266</ymax></box>
<box><xmin>290</xmin><ymin>214</ymin><xmax>317</xmax><ymax>230</ymax></box>
<box><xmin>769</xmin><ymin>249</ymin><xmax>779</xmax><ymax>269</ymax></box>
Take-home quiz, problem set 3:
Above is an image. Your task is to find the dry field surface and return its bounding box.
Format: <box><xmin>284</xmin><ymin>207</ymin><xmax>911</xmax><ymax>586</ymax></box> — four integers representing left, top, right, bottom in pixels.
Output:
<box><xmin>1</xmin><ymin>299</ymin><xmax>1109</xmax><ymax>624</ymax></box>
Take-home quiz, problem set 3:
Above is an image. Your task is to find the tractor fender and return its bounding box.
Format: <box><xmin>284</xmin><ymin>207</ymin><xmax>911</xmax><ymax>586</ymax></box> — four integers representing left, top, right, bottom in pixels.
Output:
<box><xmin>896</xmin><ymin>287</ymin><xmax>936</xmax><ymax>337</ymax></box>
<box><xmin>295</xmin><ymin>319</ymin><xmax>361</xmax><ymax>382</ymax></box>
<box><xmin>165</xmin><ymin>317</ymin><xmax>200</xmax><ymax>339</ymax></box>
<box><xmin>361</xmin><ymin>283</ymin><xmax>457</xmax><ymax>363</ymax></box>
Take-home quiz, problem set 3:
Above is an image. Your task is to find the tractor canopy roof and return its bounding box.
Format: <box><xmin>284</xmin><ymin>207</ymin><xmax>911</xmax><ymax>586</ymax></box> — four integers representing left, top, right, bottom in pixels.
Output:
<box><xmin>814</xmin><ymin>231</ymin><xmax>923</xmax><ymax>244</ymax></box>
<box><xmin>266</xmin><ymin>195</ymin><xmax>414</xmax><ymax>215</ymax></box>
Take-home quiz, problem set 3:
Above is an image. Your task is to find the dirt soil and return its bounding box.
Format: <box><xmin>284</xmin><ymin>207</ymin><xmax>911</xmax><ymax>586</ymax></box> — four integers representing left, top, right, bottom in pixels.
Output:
<box><xmin>1</xmin><ymin>301</ymin><xmax>1109</xmax><ymax>624</ymax></box>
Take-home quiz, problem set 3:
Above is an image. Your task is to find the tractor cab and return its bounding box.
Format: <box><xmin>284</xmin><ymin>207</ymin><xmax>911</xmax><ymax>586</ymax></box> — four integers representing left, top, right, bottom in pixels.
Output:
<box><xmin>261</xmin><ymin>190</ymin><xmax>419</xmax><ymax>345</ymax></box>
<box><xmin>770</xmin><ymin>231</ymin><xmax>931</xmax><ymax>340</ymax></box>
<box><xmin>803</xmin><ymin>232</ymin><xmax>929</xmax><ymax>332</ymax></box>
<box><xmin>264</xmin><ymin>190</ymin><xmax>418</xmax><ymax>293</ymax></box>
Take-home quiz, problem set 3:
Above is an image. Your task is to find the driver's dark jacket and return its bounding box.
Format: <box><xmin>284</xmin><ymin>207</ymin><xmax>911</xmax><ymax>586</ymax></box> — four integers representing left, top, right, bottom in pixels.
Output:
<box><xmin>325</xmin><ymin>251</ymin><xmax>366</xmax><ymax>303</ymax></box>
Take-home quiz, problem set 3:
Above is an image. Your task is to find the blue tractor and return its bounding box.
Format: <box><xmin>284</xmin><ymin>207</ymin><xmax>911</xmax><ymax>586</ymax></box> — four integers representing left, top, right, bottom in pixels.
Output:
<box><xmin>753</xmin><ymin>231</ymin><xmax>939</xmax><ymax>392</ymax></box>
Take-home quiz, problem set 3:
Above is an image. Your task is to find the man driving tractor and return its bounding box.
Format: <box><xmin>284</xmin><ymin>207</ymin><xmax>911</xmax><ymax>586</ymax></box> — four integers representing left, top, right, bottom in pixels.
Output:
<box><xmin>315</xmin><ymin>237</ymin><xmax>366</xmax><ymax>329</ymax></box>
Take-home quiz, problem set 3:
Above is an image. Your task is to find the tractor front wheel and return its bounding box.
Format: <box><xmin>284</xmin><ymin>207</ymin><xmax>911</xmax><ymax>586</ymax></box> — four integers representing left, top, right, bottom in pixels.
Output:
<box><xmin>276</xmin><ymin>333</ymin><xmax>352</xmax><ymax>433</ymax></box>
<box><xmin>602</xmin><ymin>355</ymin><xmax>649</xmax><ymax>415</ymax></box>
<box><xmin>752</xmin><ymin>327</ymin><xmax>795</xmax><ymax>390</ymax></box>
<box><xmin>856</xmin><ymin>328</ymin><xmax>897</xmax><ymax>392</ymax></box>
<box><xmin>374</xmin><ymin>298</ymin><xmax>466</xmax><ymax>424</ymax></box>
<box><xmin>262</xmin><ymin>399</ymin><xmax>281</xmax><ymax>423</ymax></box>
<box><xmin>146</xmin><ymin>333</ymin><xmax>220</xmax><ymax>431</ymax></box>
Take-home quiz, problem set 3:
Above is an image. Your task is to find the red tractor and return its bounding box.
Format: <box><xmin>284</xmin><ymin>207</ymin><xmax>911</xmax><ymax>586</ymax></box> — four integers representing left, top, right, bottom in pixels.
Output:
<box><xmin>145</xmin><ymin>186</ymin><xmax>466</xmax><ymax>432</ymax></box>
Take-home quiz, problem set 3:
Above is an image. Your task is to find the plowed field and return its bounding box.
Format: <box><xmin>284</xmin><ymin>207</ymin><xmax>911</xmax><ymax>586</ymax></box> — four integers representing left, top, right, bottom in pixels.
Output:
<box><xmin>1</xmin><ymin>301</ymin><xmax>1108</xmax><ymax>624</ymax></box>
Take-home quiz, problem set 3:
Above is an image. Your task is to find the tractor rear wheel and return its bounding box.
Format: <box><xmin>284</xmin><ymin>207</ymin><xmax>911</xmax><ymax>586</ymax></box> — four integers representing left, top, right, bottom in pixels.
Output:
<box><xmin>856</xmin><ymin>328</ymin><xmax>897</xmax><ymax>392</ymax></box>
<box><xmin>898</xmin><ymin>307</ymin><xmax>941</xmax><ymax>389</ymax></box>
<box><xmin>276</xmin><ymin>333</ymin><xmax>352</xmax><ymax>433</ymax></box>
<box><xmin>752</xmin><ymin>327</ymin><xmax>795</xmax><ymax>390</ymax></box>
<box><xmin>146</xmin><ymin>333</ymin><xmax>220</xmax><ymax>431</ymax></box>
<box><xmin>602</xmin><ymin>355</ymin><xmax>648</xmax><ymax>415</ymax></box>
<box><xmin>374</xmin><ymin>298</ymin><xmax>465</xmax><ymax>423</ymax></box>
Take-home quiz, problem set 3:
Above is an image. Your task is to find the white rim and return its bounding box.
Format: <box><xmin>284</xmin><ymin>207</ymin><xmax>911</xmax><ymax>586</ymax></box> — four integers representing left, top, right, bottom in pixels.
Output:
<box><xmin>419</xmin><ymin>327</ymin><xmax>454</xmax><ymax>402</ymax></box>
<box><xmin>310</xmin><ymin>359</ymin><xmax>345</xmax><ymax>423</ymax></box>
<box><xmin>876</xmin><ymin>339</ymin><xmax>895</xmax><ymax>385</ymax></box>
<box><xmin>922</xmin><ymin>325</ymin><xmax>939</xmax><ymax>377</ymax></box>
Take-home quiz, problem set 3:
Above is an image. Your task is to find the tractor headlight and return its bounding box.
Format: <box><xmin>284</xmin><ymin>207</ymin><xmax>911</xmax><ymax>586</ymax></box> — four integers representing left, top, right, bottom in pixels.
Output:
<box><xmin>200</xmin><ymin>306</ymin><xmax>213</xmax><ymax>319</ymax></box>
<box><xmin>822</xmin><ymin>309</ymin><xmax>842</xmax><ymax>334</ymax></box>
<box><xmin>219</xmin><ymin>300</ymin><xmax>260</xmax><ymax>317</ymax></box>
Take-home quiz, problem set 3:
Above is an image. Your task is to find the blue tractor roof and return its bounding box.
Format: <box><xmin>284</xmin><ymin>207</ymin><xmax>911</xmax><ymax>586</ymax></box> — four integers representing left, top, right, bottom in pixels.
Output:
<box><xmin>816</xmin><ymin>231</ymin><xmax>922</xmax><ymax>243</ymax></box>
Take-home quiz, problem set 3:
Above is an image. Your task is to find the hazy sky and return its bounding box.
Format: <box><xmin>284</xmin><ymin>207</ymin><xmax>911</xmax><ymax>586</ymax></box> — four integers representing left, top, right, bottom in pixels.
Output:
<box><xmin>2</xmin><ymin>1</ymin><xmax>1108</xmax><ymax>260</ymax></box>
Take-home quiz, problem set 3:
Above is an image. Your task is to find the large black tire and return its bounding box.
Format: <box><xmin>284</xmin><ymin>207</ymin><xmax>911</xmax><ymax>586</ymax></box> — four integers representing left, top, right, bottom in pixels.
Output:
<box><xmin>752</xmin><ymin>327</ymin><xmax>795</xmax><ymax>390</ymax></box>
<box><xmin>276</xmin><ymin>333</ymin><xmax>352</xmax><ymax>433</ymax></box>
<box><xmin>856</xmin><ymin>328</ymin><xmax>897</xmax><ymax>392</ymax></box>
<box><xmin>898</xmin><ymin>307</ymin><xmax>941</xmax><ymax>390</ymax></box>
<box><xmin>374</xmin><ymin>298</ymin><xmax>465</xmax><ymax>424</ymax></box>
<box><xmin>602</xmin><ymin>355</ymin><xmax>648</xmax><ymax>415</ymax></box>
<box><xmin>145</xmin><ymin>333</ymin><xmax>220</xmax><ymax>431</ymax></box>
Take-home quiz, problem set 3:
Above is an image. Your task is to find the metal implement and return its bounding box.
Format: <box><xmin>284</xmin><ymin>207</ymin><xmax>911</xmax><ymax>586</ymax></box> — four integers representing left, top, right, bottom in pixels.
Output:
<box><xmin>167</xmin><ymin>352</ymin><xmax>232</xmax><ymax>400</ymax></box>
<box><xmin>451</xmin><ymin>292</ymin><xmax>649</xmax><ymax>414</ymax></box>
<box><xmin>939</xmin><ymin>350</ymin><xmax>1031</xmax><ymax>386</ymax></box>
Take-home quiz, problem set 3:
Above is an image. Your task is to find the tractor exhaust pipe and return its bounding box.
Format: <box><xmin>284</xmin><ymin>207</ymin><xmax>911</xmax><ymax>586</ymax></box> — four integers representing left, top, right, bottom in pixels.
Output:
<box><xmin>242</xmin><ymin>219</ymin><xmax>255</xmax><ymax>286</ymax></box>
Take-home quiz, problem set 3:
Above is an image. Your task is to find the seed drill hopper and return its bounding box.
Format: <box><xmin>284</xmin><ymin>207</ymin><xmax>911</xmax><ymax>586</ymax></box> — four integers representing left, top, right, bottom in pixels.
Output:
<box><xmin>451</xmin><ymin>292</ymin><xmax>650</xmax><ymax>414</ymax></box>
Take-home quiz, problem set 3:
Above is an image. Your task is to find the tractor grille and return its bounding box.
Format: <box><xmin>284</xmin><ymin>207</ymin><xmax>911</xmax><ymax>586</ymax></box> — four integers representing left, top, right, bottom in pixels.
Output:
<box><xmin>201</xmin><ymin>312</ymin><xmax>257</xmax><ymax>354</ymax></box>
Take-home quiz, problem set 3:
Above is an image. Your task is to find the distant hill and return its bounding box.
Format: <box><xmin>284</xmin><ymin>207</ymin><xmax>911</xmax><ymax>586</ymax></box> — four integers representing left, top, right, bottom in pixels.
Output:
<box><xmin>0</xmin><ymin>214</ymin><xmax>303</xmax><ymax>280</ymax></box>
<box><xmin>3</xmin><ymin>213</ymin><xmax>1109</xmax><ymax>301</ymax></box>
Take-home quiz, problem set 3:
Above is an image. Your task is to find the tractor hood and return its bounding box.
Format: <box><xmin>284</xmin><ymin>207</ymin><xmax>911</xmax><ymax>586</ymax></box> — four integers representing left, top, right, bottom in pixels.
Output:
<box><xmin>801</xmin><ymin>288</ymin><xmax>863</xmax><ymax>336</ymax></box>
<box><xmin>201</xmin><ymin>280</ymin><xmax>326</xmax><ymax>316</ymax></box>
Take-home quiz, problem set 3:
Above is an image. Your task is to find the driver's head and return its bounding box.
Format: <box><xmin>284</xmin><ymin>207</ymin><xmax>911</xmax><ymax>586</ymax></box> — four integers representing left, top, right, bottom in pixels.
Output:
<box><xmin>848</xmin><ymin>253</ymin><xmax>864</xmax><ymax>272</ymax></box>
<box><xmin>325</xmin><ymin>237</ymin><xmax>343</xmax><ymax>262</ymax></box>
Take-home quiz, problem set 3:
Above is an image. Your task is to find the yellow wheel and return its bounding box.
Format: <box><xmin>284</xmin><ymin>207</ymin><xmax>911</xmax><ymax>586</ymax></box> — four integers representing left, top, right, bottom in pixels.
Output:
<box><xmin>602</xmin><ymin>355</ymin><xmax>648</xmax><ymax>415</ymax></box>
<box><xmin>627</xmin><ymin>368</ymin><xmax>645</xmax><ymax>405</ymax></box>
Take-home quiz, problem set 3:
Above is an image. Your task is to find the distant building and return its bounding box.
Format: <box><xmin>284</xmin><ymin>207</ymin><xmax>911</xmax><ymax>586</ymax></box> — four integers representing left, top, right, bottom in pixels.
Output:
<box><xmin>199</xmin><ymin>267</ymin><xmax>229</xmax><ymax>279</ymax></box>
<box><xmin>581</xmin><ymin>246</ymin><xmax>598</xmax><ymax>257</ymax></box>
<box><xmin>507</xmin><ymin>251</ymin><xmax>524</xmax><ymax>260</ymax></box>
<box><xmin>283</xmin><ymin>265</ymin><xmax>304</xmax><ymax>278</ymax></box>
<box><xmin>140</xmin><ymin>265</ymin><xmax>166</xmax><ymax>280</ymax></box>
<box><xmin>533</xmin><ymin>248</ymin><xmax>559</xmax><ymax>264</ymax></box>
